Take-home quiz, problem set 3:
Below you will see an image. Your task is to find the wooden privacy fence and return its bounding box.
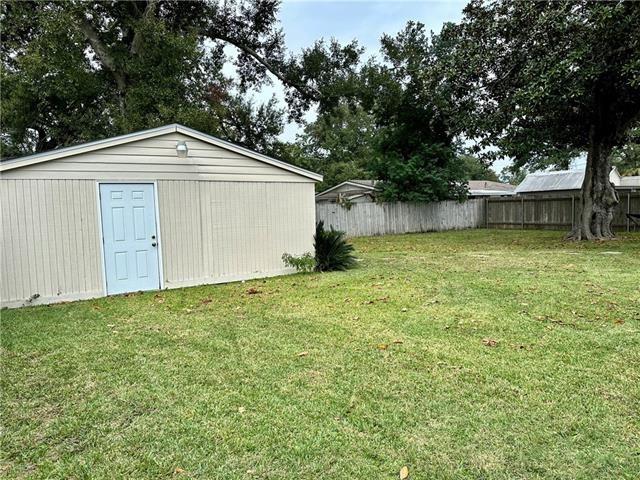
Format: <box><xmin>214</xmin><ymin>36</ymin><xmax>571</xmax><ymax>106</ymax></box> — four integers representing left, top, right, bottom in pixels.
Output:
<box><xmin>316</xmin><ymin>199</ymin><xmax>485</xmax><ymax>237</ymax></box>
<box><xmin>316</xmin><ymin>192</ymin><xmax>640</xmax><ymax>237</ymax></box>
<box><xmin>486</xmin><ymin>192</ymin><xmax>640</xmax><ymax>232</ymax></box>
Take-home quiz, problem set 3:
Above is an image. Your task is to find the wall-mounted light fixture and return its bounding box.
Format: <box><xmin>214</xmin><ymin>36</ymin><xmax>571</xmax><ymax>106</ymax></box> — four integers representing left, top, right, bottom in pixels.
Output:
<box><xmin>176</xmin><ymin>141</ymin><xmax>188</xmax><ymax>158</ymax></box>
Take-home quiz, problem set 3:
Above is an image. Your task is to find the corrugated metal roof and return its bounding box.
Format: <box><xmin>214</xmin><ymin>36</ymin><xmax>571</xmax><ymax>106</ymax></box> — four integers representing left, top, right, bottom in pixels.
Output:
<box><xmin>620</xmin><ymin>176</ymin><xmax>640</xmax><ymax>187</ymax></box>
<box><xmin>515</xmin><ymin>170</ymin><xmax>585</xmax><ymax>193</ymax></box>
<box><xmin>516</xmin><ymin>168</ymin><xmax>640</xmax><ymax>193</ymax></box>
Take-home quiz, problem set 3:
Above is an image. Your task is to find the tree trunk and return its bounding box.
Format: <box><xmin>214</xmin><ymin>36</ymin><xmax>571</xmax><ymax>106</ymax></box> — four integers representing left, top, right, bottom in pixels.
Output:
<box><xmin>567</xmin><ymin>130</ymin><xmax>619</xmax><ymax>241</ymax></box>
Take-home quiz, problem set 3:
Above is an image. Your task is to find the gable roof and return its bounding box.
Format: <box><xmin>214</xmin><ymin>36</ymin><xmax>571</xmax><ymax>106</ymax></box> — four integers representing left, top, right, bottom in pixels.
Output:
<box><xmin>0</xmin><ymin>124</ymin><xmax>322</xmax><ymax>182</ymax></box>
<box><xmin>315</xmin><ymin>179</ymin><xmax>378</xmax><ymax>198</ymax></box>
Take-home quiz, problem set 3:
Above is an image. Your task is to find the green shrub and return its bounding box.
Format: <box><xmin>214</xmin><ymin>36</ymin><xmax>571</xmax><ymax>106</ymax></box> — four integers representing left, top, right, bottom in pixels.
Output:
<box><xmin>314</xmin><ymin>221</ymin><xmax>357</xmax><ymax>272</ymax></box>
<box><xmin>281</xmin><ymin>252</ymin><xmax>316</xmax><ymax>273</ymax></box>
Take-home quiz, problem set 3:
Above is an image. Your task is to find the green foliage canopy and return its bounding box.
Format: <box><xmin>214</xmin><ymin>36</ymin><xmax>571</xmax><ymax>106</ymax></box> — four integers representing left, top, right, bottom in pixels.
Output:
<box><xmin>0</xmin><ymin>0</ymin><xmax>312</xmax><ymax>158</ymax></box>
<box><xmin>288</xmin><ymin>104</ymin><xmax>377</xmax><ymax>192</ymax></box>
<box><xmin>459</xmin><ymin>155</ymin><xmax>499</xmax><ymax>182</ymax></box>
<box><xmin>440</xmin><ymin>0</ymin><xmax>640</xmax><ymax>170</ymax></box>
<box><xmin>363</xmin><ymin>22</ymin><xmax>469</xmax><ymax>202</ymax></box>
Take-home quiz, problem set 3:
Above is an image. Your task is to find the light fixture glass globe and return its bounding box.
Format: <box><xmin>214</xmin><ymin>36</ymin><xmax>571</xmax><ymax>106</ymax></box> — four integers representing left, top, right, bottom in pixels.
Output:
<box><xmin>176</xmin><ymin>141</ymin><xmax>188</xmax><ymax>158</ymax></box>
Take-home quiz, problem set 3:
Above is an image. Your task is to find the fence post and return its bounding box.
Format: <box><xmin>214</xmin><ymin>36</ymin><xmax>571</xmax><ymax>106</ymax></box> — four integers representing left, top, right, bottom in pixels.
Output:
<box><xmin>628</xmin><ymin>193</ymin><xmax>631</xmax><ymax>233</ymax></box>
<box><xmin>485</xmin><ymin>197</ymin><xmax>489</xmax><ymax>229</ymax></box>
<box><xmin>571</xmin><ymin>195</ymin><xmax>575</xmax><ymax>229</ymax></box>
<box><xmin>521</xmin><ymin>197</ymin><xmax>524</xmax><ymax>229</ymax></box>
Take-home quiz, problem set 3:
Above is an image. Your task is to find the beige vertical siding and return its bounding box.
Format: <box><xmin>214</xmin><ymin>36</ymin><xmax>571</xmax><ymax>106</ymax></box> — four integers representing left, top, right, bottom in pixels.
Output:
<box><xmin>0</xmin><ymin>179</ymin><xmax>103</xmax><ymax>307</ymax></box>
<box><xmin>1</xmin><ymin>131</ymin><xmax>317</xmax><ymax>307</ymax></box>
<box><xmin>158</xmin><ymin>181</ymin><xmax>315</xmax><ymax>288</ymax></box>
<box><xmin>0</xmin><ymin>179</ymin><xmax>315</xmax><ymax>307</ymax></box>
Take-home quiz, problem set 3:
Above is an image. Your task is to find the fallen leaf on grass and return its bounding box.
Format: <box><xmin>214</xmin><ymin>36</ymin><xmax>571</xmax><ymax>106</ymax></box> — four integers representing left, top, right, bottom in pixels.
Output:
<box><xmin>297</xmin><ymin>351</ymin><xmax>309</xmax><ymax>357</ymax></box>
<box><xmin>238</xmin><ymin>406</ymin><xmax>246</xmax><ymax>414</ymax></box>
<box><xmin>377</xmin><ymin>344</ymin><xmax>389</xmax><ymax>350</ymax></box>
<box><xmin>366</xmin><ymin>296</ymin><xmax>389</xmax><ymax>305</ymax></box>
<box><xmin>393</xmin><ymin>339</ymin><xmax>403</xmax><ymax>344</ymax></box>
<box><xmin>246</xmin><ymin>288</ymin><xmax>261</xmax><ymax>295</ymax></box>
<box><xmin>401</xmin><ymin>308</ymin><xmax>408</xmax><ymax>312</ymax></box>
<box><xmin>201</xmin><ymin>298</ymin><xmax>212</xmax><ymax>305</ymax></box>
<box><xmin>400</xmin><ymin>465</ymin><xmax>409</xmax><ymax>479</ymax></box>
<box><xmin>173</xmin><ymin>467</ymin><xmax>185</xmax><ymax>474</ymax></box>
<box><xmin>482</xmin><ymin>338</ymin><xmax>498</xmax><ymax>347</ymax></box>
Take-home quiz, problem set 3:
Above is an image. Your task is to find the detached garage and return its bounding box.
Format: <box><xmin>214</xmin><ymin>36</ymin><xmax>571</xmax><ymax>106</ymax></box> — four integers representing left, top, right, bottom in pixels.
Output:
<box><xmin>0</xmin><ymin>124</ymin><xmax>321</xmax><ymax>308</ymax></box>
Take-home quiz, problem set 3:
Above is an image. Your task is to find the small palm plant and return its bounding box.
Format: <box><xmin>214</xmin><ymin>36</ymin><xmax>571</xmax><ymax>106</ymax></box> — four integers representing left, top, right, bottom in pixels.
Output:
<box><xmin>314</xmin><ymin>221</ymin><xmax>357</xmax><ymax>272</ymax></box>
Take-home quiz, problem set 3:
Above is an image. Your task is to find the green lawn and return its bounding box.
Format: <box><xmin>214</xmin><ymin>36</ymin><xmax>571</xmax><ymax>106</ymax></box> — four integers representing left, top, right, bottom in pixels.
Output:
<box><xmin>2</xmin><ymin>230</ymin><xmax>640</xmax><ymax>479</ymax></box>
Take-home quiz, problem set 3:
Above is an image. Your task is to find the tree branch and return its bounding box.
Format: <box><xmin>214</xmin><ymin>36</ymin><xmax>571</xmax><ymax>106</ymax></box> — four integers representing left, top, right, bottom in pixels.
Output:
<box><xmin>217</xmin><ymin>34</ymin><xmax>321</xmax><ymax>102</ymax></box>
<box><xmin>130</xmin><ymin>0</ymin><xmax>158</xmax><ymax>56</ymax></box>
<box><xmin>74</xmin><ymin>15</ymin><xmax>127</xmax><ymax>92</ymax></box>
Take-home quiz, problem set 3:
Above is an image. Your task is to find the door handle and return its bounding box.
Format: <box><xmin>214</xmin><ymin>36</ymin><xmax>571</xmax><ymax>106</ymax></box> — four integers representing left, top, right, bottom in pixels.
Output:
<box><xmin>151</xmin><ymin>242</ymin><xmax>157</xmax><ymax>247</ymax></box>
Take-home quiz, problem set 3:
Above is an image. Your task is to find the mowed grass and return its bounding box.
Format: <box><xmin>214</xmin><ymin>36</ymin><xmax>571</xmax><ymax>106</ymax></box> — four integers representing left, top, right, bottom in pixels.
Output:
<box><xmin>2</xmin><ymin>230</ymin><xmax>640</xmax><ymax>479</ymax></box>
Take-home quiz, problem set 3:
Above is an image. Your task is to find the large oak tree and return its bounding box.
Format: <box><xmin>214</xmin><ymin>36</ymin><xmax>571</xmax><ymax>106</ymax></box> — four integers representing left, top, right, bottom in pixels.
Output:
<box><xmin>441</xmin><ymin>0</ymin><xmax>640</xmax><ymax>240</ymax></box>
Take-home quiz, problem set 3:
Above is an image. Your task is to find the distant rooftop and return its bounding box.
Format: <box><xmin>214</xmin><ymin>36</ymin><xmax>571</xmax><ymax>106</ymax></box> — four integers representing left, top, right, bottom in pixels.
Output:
<box><xmin>468</xmin><ymin>180</ymin><xmax>515</xmax><ymax>192</ymax></box>
<box><xmin>315</xmin><ymin>179</ymin><xmax>379</xmax><ymax>200</ymax></box>
<box><xmin>620</xmin><ymin>175</ymin><xmax>640</xmax><ymax>187</ymax></box>
<box><xmin>515</xmin><ymin>167</ymin><xmax>640</xmax><ymax>194</ymax></box>
<box><xmin>515</xmin><ymin>170</ymin><xmax>585</xmax><ymax>193</ymax></box>
<box><xmin>348</xmin><ymin>179</ymin><xmax>378</xmax><ymax>187</ymax></box>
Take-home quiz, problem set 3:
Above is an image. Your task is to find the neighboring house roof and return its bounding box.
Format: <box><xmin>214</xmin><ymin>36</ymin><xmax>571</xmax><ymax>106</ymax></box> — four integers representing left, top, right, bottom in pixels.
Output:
<box><xmin>516</xmin><ymin>170</ymin><xmax>586</xmax><ymax>193</ymax></box>
<box><xmin>467</xmin><ymin>180</ymin><xmax>516</xmax><ymax>196</ymax></box>
<box><xmin>468</xmin><ymin>180</ymin><xmax>515</xmax><ymax>192</ymax></box>
<box><xmin>315</xmin><ymin>179</ymin><xmax>379</xmax><ymax>199</ymax></box>
<box><xmin>515</xmin><ymin>167</ymin><xmax>640</xmax><ymax>194</ymax></box>
<box><xmin>348</xmin><ymin>179</ymin><xmax>377</xmax><ymax>187</ymax></box>
<box><xmin>0</xmin><ymin>124</ymin><xmax>322</xmax><ymax>182</ymax></box>
<box><xmin>620</xmin><ymin>175</ymin><xmax>640</xmax><ymax>187</ymax></box>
